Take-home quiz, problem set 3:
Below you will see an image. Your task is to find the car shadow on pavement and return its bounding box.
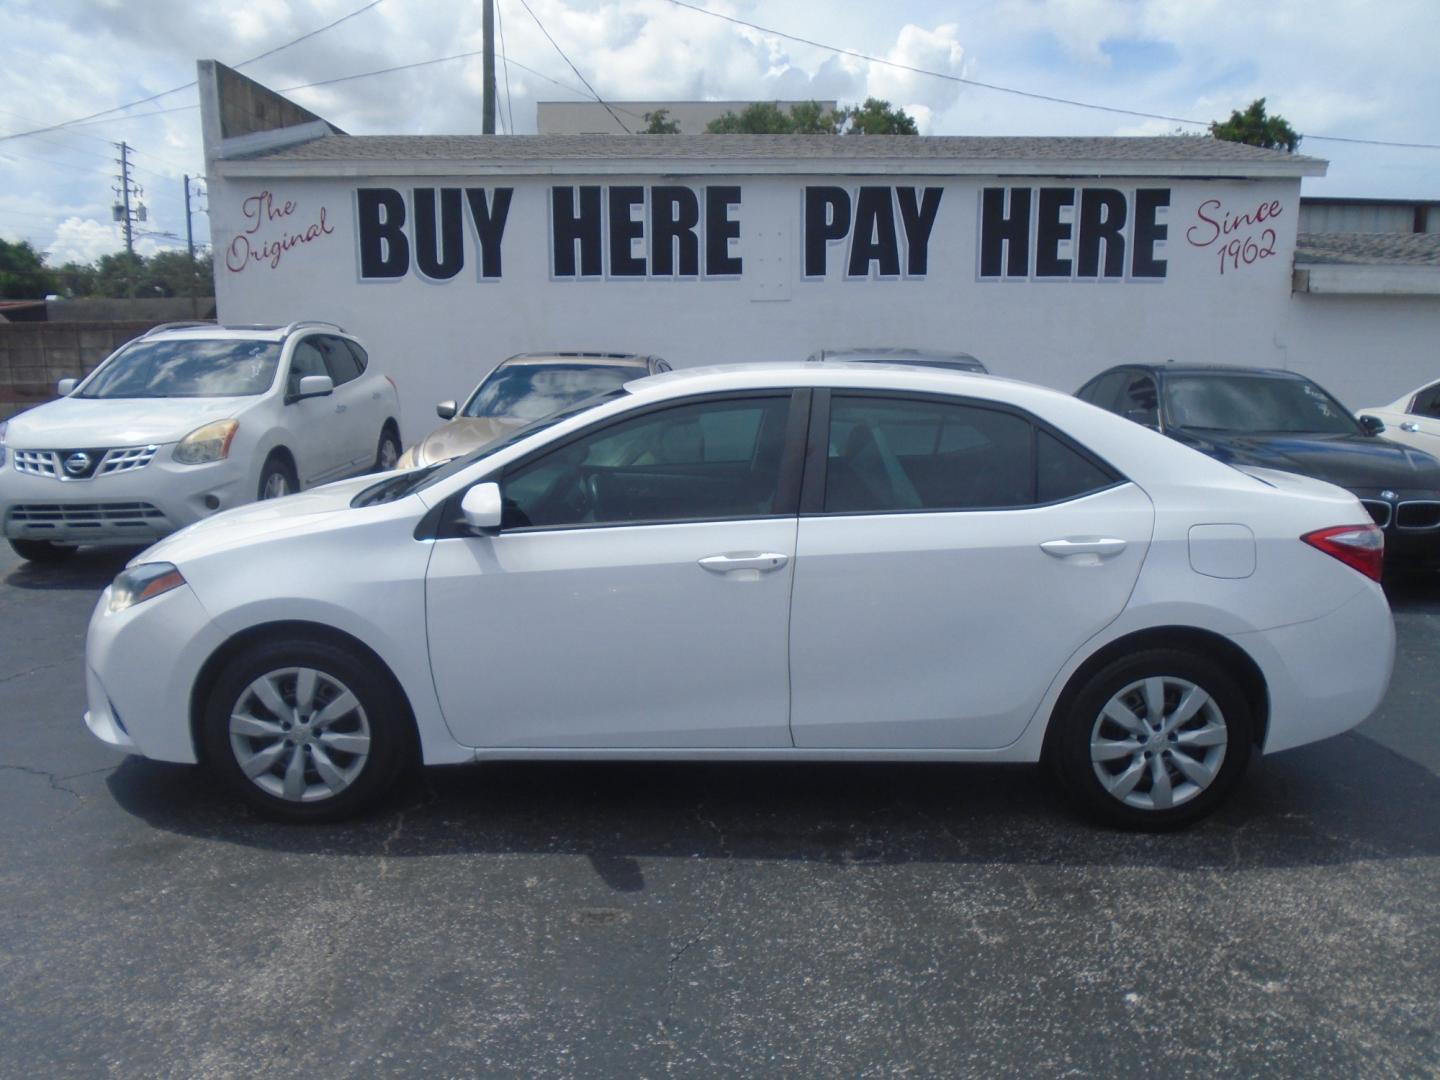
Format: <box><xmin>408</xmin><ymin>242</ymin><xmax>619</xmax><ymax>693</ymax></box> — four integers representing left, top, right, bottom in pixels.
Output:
<box><xmin>3</xmin><ymin>547</ymin><xmax>139</xmax><ymax>591</ymax></box>
<box><xmin>105</xmin><ymin>729</ymin><xmax>1439</xmax><ymax>892</ymax></box>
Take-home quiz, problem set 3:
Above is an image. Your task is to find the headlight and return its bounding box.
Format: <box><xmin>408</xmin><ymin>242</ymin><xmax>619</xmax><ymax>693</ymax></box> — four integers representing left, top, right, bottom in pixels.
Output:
<box><xmin>173</xmin><ymin>420</ymin><xmax>239</xmax><ymax>465</ymax></box>
<box><xmin>396</xmin><ymin>444</ymin><xmax>421</xmax><ymax>470</ymax></box>
<box><xmin>108</xmin><ymin>563</ymin><xmax>187</xmax><ymax>614</ymax></box>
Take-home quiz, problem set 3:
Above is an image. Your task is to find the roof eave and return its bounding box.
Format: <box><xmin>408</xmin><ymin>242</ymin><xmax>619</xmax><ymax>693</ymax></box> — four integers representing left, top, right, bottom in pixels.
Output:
<box><xmin>213</xmin><ymin>156</ymin><xmax>1327</xmax><ymax>180</ymax></box>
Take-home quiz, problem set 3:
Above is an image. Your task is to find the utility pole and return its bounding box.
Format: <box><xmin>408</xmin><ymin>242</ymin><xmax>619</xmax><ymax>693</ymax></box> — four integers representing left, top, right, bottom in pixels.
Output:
<box><xmin>482</xmin><ymin>0</ymin><xmax>496</xmax><ymax>134</ymax></box>
<box><xmin>184</xmin><ymin>174</ymin><xmax>196</xmax><ymax>262</ymax></box>
<box><xmin>111</xmin><ymin>141</ymin><xmax>145</xmax><ymax>257</ymax></box>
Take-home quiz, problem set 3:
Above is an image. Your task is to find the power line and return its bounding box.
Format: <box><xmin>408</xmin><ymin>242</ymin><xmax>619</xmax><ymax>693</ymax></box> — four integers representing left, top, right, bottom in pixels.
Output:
<box><xmin>0</xmin><ymin>0</ymin><xmax>388</xmax><ymax>144</ymax></box>
<box><xmin>664</xmin><ymin>0</ymin><xmax>1440</xmax><ymax>152</ymax></box>
<box><xmin>516</xmin><ymin>0</ymin><xmax>631</xmax><ymax>133</ymax></box>
<box><xmin>497</xmin><ymin>0</ymin><xmax>516</xmax><ymax>135</ymax></box>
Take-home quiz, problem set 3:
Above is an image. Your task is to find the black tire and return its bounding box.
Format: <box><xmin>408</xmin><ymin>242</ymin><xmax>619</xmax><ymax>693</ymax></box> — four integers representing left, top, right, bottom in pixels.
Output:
<box><xmin>374</xmin><ymin>425</ymin><xmax>401</xmax><ymax>472</ymax></box>
<box><xmin>1047</xmin><ymin>648</ymin><xmax>1253</xmax><ymax>831</ymax></box>
<box><xmin>199</xmin><ymin>637</ymin><xmax>415</xmax><ymax>823</ymax></box>
<box><xmin>8</xmin><ymin>538</ymin><xmax>78</xmax><ymax>562</ymax></box>
<box><xmin>257</xmin><ymin>454</ymin><xmax>298</xmax><ymax>500</ymax></box>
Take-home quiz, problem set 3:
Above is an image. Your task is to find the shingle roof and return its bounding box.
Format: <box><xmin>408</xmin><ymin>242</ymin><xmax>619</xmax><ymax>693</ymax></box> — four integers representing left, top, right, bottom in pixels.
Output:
<box><xmin>241</xmin><ymin>133</ymin><xmax>1321</xmax><ymax>168</ymax></box>
<box><xmin>1295</xmin><ymin>232</ymin><xmax>1440</xmax><ymax>267</ymax></box>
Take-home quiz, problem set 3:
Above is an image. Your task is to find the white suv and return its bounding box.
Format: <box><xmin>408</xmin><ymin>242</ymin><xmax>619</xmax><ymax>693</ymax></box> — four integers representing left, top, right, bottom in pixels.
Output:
<box><xmin>0</xmin><ymin>321</ymin><xmax>401</xmax><ymax>562</ymax></box>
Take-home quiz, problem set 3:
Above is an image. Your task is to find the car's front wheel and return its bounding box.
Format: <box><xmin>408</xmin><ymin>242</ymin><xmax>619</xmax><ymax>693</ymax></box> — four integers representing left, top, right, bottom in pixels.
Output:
<box><xmin>257</xmin><ymin>454</ymin><xmax>298</xmax><ymax>500</ymax></box>
<box><xmin>374</xmin><ymin>426</ymin><xmax>401</xmax><ymax>472</ymax></box>
<box><xmin>1048</xmin><ymin>648</ymin><xmax>1253</xmax><ymax>830</ymax></box>
<box><xmin>200</xmin><ymin>637</ymin><xmax>414</xmax><ymax>822</ymax></box>
<box><xmin>8</xmin><ymin>538</ymin><xmax>77</xmax><ymax>563</ymax></box>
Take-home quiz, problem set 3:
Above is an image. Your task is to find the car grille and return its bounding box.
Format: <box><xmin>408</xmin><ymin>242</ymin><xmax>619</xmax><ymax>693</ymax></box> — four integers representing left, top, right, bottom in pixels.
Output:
<box><xmin>7</xmin><ymin>502</ymin><xmax>166</xmax><ymax>531</ymax></box>
<box><xmin>1361</xmin><ymin>500</ymin><xmax>1392</xmax><ymax>528</ymax></box>
<box><xmin>12</xmin><ymin>445</ymin><xmax>158</xmax><ymax>480</ymax></box>
<box><xmin>1396</xmin><ymin>501</ymin><xmax>1440</xmax><ymax>530</ymax></box>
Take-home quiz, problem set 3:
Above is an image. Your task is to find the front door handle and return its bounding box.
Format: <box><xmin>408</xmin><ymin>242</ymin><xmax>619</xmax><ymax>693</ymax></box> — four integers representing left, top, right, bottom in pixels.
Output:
<box><xmin>698</xmin><ymin>552</ymin><xmax>789</xmax><ymax>573</ymax></box>
<box><xmin>1401</xmin><ymin>421</ymin><xmax>1420</xmax><ymax>432</ymax></box>
<box><xmin>1040</xmin><ymin>537</ymin><xmax>1127</xmax><ymax>559</ymax></box>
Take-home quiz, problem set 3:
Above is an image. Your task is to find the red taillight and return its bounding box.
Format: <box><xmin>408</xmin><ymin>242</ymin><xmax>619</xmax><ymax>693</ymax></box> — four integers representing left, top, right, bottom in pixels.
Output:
<box><xmin>1301</xmin><ymin>524</ymin><xmax>1385</xmax><ymax>582</ymax></box>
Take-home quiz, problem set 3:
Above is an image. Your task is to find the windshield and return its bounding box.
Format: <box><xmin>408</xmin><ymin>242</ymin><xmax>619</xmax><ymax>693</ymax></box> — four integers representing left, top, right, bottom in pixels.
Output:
<box><xmin>464</xmin><ymin>363</ymin><xmax>643</xmax><ymax>422</ymax></box>
<box><xmin>1164</xmin><ymin>374</ymin><xmax>1361</xmax><ymax>436</ymax></box>
<box><xmin>77</xmin><ymin>339</ymin><xmax>281</xmax><ymax>399</ymax></box>
<box><xmin>353</xmin><ymin>387</ymin><xmax>630</xmax><ymax>507</ymax></box>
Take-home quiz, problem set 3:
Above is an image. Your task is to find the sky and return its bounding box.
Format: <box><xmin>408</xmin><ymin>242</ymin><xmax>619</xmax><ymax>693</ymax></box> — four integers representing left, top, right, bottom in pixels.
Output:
<box><xmin>2</xmin><ymin>0</ymin><xmax>1438</xmax><ymax>268</ymax></box>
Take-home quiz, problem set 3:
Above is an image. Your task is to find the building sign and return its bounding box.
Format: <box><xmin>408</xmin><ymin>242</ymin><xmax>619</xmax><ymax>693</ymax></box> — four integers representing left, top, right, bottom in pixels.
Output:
<box><xmin>306</xmin><ymin>182</ymin><xmax>1233</xmax><ymax>287</ymax></box>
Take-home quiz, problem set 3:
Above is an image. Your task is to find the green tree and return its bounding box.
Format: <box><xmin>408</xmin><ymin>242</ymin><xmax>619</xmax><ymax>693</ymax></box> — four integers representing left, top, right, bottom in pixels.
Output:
<box><xmin>54</xmin><ymin>261</ymin><xmax>98</xmax><ymax>298</ymax></box>
<box><xmin>705</xmin><ymin>98</ymin><xmax>916</xmax><ymax>135</ymax></box>
<box><xmin>147</xmin><ymin>250</ymin><xmax>215</xmax><ymax>298</ymax></box>
<box><xmin>641</xmin><ymin>108</ymin><xmax>681</xmax><ymax>134</ymax></box>
<box><xmin>0</xmin><ymin>238</ymin><xmax>57</xmax><ymax>299</ymax></box>
<box><xmin>838</xmin><ymin>97</ymin><xmax>919</xmax><ymax>135</ymax></box>
<box><xmin>1210</xmin><ymin>98</ymin><xmax>1300</xmax><ymax>152</ymax></box>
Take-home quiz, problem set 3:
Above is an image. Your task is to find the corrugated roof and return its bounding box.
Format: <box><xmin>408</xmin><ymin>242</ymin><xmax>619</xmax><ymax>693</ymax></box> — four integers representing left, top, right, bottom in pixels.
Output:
<box><xmin>1295</xmin><ymin>233</ymin><xmax>1440</xmax><ymax>267</ymax></box>
<box><xmin>239</xmin><ymin>133</ymin><xmax>1322</xmax><ymax>168</ymax></box>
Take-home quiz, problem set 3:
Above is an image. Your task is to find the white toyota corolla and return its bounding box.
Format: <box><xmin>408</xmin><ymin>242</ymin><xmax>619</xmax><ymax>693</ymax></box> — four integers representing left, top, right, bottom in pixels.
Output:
<box><xmin>84</xmin><ymin>364</ymin><xmax>1395</xmax><ymax>829</ymax></box>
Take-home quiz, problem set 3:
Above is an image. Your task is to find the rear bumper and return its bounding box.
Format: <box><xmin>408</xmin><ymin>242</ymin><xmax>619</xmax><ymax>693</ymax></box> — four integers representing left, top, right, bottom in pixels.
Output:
<box><xmin>1236</xmin><ymin>584</ymin><xmax>1395</xmax><ymax>754</ymax></box>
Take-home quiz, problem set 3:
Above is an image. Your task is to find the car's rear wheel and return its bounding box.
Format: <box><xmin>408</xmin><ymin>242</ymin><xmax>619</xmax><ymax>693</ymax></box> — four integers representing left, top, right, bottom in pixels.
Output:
<box><xmin>1049</xmin><ymin>649</ymin><xmax>1253</xmax><ymax>830</ymax></box>
<box><xmin>374</xmin><ymin>426</ymin><xmax>401</xmax><ymax>472</ymax></box>
<box><xmin>8</xmin><ymin>538</ymin><xmax>78</xmax><ymax>563</ymax></box>
<box><xmin>257</xmin><ymin>454</ymin><xmax>297</xmax><ymax>500</ymax></box>
<box><xmin>200</xmin><ymin>637</ymin><xmax>414</xmax><ymax>822</ymax></box>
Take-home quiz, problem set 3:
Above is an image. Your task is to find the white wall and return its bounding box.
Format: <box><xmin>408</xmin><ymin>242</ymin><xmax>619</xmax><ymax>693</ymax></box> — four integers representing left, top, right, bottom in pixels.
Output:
<box><xmin>210</xmin><ymin>168</ymin><xmax>1433</xmax><ymax>445</ymax></box>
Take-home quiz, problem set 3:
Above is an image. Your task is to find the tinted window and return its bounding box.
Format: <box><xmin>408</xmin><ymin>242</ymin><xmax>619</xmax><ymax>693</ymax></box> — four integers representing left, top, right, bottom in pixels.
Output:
<box><xmin>1164</xmin><ymin>374</ymin><xmax>1360</xmax><ymax>435</ymax></box>
<box><xmin>502</xmin><ymin>396</ymin><xmax>791</xmax><ymax>528</ymax></box>
<box><xmin>824</xmin><ymin>396</ymin><xmax>1034</xmax><ymax>512</ymax></box>
<box><xmin>1411</xmin><ymin>383</ymin><xmax>1440</xmax><ymax>418</ymax></box>
<box><xmin>77</xmin><ymin>339</ymin><xmax>281</xmax><ymax>399</ymax></box>
<box><xmin>346</xmin><ymin>339</ymin><xmax>370</xmax><ymax>374</ymax></box>
<box><xmin>1120</xmin><ymin>374</ymin><xmax>1159</xmax><ymax>428</ymax></box>
<box><xmin>1037</xmin><ymin>430</ymin><xmax>1120</xmax><ymax>502</ymax></box>
<box><xmin>317</xmin><ymin>335</ymin><xmax>361</xmax><ymax>385</ymax></box>
<box><xmin>1078</xmin><ymin>370</ymin><xmax>1126</xmax><ymax>411</ymax></box>
<box><xmin>288</xmin><ymin>339</ymin><xmax>328</xmax><ymax>395</ymax></box>
<box><xmin>466</xmin><ymin>363</ymin><xmax>646</xmax><ymax>423</ymax></box>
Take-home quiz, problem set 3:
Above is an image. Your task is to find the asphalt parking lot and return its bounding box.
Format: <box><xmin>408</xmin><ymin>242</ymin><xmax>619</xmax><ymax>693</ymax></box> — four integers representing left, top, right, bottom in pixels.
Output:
<box><xmin>1</xmin><ymin>544</ymin><xmax>1436</xmax><ymax>1078</ymax></box>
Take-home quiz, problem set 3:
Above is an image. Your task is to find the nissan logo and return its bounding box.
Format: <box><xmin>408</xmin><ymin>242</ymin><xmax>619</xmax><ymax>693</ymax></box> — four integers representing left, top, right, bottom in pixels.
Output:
<box><xmin>63</xmin><ymin>452</ymin><xmax>91</xmax><ymax>476</ymax></box>
<box><xmin>1382</xmin><ymin>489</ymin><xmax>1397</xmax><ymax>501</ymax></box>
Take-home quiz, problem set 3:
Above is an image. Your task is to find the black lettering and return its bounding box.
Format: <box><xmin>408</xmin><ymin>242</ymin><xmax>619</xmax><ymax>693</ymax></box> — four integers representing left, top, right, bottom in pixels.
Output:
<box><xmin>804</xmin><ymin>186</ymin><xmax>850</xmax><ymax>277</ymax></box>
<box><xmin>608</xmin><ymin>186</ymin><xmax>646</xmax><ymax>277</ymax></box>
<box><xmin>1035</xmin><ymin>188</ymin><xmax>1075</xmax><ymax>278</ymax></box>
<box><xmin>551</xmin><ymin>186</ymin><xmax>603</xmax><ymax>277</ymax></box>
<box><xmin>979</xmin><ymin>187</ymin><xmax>1031</xmax><ymax>278</ymax></box>
<box><xmin>848</xmin><ymin>187</ymin><xmax>900</xmax><ymax>278</ymax></box>
<box><xmin>1076</xmin><ymin>189</ymin><xmax>1126</xmax><ymax>278</ymax></box>
<box><xmin>705</xmin><ymin>186</ymin><xmax>742</xmax><ymax>276</ymax></box>
<box><xmin>464</xmin><ymin>187</ymin><xmax>512</xmax><ymax>279</ymax></box>
<box><xmin>896</xmin><ymin>187</ymin><xmax>942</xmax><ymax>276</ymax></box>
<box><xmin>413</xmin><ymin>188</ymin><xmax>464</xmax><ymax>280</ymax></box>
<box><xmin>1132</xmin><ymin>188</ymin><xmax>1170</xmax><ymax>279</ymax></box>
<box><xmin>357</xmin><ymin>188</ymin><xmax>408</xmax><ymax>279</ymax></box>
<box><xmin>650</xmin><ymin>186</ymin><xmax>700</xmax><ymax>277</ymax></box>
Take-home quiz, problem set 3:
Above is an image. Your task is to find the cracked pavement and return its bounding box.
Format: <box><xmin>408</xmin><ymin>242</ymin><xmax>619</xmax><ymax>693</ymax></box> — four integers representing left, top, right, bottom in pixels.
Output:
<box><xmin>0</xmin><ymin>543</ymin><xmax>1437</xmax><ymax>1077</ymax></box>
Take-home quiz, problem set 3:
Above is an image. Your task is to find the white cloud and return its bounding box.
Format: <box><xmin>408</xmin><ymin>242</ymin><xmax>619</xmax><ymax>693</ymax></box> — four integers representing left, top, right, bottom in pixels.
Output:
<box><xmin>47</xmin><ymin>217</ymin><xmax>124</xmax><ymax>264</ymax></box>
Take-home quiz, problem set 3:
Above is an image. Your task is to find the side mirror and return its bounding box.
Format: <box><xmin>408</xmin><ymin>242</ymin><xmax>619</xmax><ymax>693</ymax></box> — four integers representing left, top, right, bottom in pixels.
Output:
<box><xmin>57</xmin><ymin>378</ymin><xmax>77</xmax><ymax>396</ymax></box>
<box><xmin>295</xmin><ymin>374</ymin><xmax>334</xmax><ymax>400</ymax></box>
<box><xmin>436</xmin><ymin>400</ymin><xmax>458</xmax><ymax>420</ymax></box>
<box><xmin>460</xmin><ymin>482</ymin><xmax>502</xmax><ymax>534</ymax></box>
<box><xmin>1359</xmin><ymin>414</ymin><xmax>1386</xmax><ymax>436</ymax></box>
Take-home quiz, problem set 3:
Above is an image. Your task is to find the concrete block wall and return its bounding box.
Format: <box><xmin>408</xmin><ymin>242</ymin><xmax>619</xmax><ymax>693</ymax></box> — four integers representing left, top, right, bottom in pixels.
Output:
<box><xmin>0</xmin><ymin>322</ymin><xmax>154</xmax><ymax>420</ymax></box>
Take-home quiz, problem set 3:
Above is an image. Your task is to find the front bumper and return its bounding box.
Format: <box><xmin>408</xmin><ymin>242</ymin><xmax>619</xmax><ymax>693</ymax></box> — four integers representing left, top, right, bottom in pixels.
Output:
<box><xmin>84</xmin><ymin>582</ymin><xmax>227</xmax><ymax>764</ymax></box>
<box><xmin>2</xmin><ymin>449</ymin><xmax>248</xmax><ymax>544</ymax></box>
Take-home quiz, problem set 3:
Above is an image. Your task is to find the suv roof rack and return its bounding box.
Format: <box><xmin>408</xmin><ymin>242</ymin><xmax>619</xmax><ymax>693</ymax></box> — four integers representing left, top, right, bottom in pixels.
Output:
<box><xmin>280</xmin><ymin>320</ymin><xmax>347</xmax><ymax>338</ymax></box>
<box><xmin>142</xmin><ymin>321</ymin><xmax>216</xmax><ymax>337</ymax></box>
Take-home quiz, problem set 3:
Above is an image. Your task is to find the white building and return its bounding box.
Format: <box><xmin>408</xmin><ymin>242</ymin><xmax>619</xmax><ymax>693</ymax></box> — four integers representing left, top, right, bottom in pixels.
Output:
<box><xmin>200</xmin><ymin>61</ymin><xmax>1440</xmax><ymax>445</ymax></box>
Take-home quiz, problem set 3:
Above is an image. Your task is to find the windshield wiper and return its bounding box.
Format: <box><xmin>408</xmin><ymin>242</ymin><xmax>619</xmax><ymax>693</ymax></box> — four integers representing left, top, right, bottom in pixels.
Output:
<box><xmin>351</xmin><ymin>465</ymin><xmax>442</xmax><ymax>507</ymax></box>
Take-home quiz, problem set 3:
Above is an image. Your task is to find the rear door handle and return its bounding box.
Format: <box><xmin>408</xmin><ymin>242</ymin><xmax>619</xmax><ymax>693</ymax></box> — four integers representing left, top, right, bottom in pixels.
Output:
<box><xmin>698</xmin><ymin>552</ymin><xmax>789</xmax><ymax>573</ymax></box>
<box><xmin>1041</xmin><ymin>537</ymin><xmax>1127</xmax><ymax>559</ymax></box>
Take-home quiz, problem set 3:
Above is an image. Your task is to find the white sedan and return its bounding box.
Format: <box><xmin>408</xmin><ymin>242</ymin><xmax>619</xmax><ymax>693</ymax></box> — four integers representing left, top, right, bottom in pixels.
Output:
<box><xmin>83</xmin><ymin>364</ymin><xmax>1395</xmax><ymax>829</ymax></box>
<box><xmin>1359</xmin><ymin>379</ymin><xmax>1440</xmax><ymax>458</ymax></box>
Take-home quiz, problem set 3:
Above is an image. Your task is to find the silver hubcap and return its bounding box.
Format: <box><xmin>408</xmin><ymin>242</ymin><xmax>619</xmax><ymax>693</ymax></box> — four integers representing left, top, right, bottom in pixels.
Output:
<box><xmin>378</xmin><ymin>437</ymin><xmax>398</xmax><ymax>470</ymax></box>
<box><xmin>261</xmin><ymin>471</ymin><xmax>291</xmax><ymax>499</ymax></box>
<box><xmin>1090</xmin><ymin>676</ymin><xmax>1227</xmax><ymax>811</ymax></box>
<box><xmin>228</xmin><ymin>667</ymin><xmax>371</xmax><ymax>803</ymax></box>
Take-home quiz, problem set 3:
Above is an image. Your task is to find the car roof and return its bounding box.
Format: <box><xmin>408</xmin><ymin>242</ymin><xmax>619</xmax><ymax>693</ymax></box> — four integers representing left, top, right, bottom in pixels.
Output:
<box><xmin>134</xmin><ymin>321</ymin><xmax>355</xmax><ymax>343</ymax></box>
<box><xmin>500</xmin><ymin>352</ymin><xmax>656</xmax><ymax>368</ymax></box>
<box><xmin>809</xmin><ymin>348</ymin><xmax>986</xmax><ymax>370</ymax></box>
<box><xmin>1101</xmin><ymin>362</ymin><xmax>1308</xmax><ymax>380</ymax></box>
